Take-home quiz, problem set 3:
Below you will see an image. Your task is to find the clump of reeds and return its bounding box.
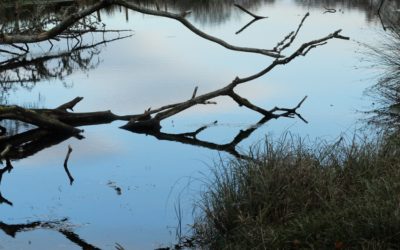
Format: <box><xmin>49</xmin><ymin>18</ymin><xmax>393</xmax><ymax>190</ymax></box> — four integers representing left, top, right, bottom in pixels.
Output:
<box><xmin>364</xmin><ymin>20</ymin><xmax>400</xmax><ymax>131</ymax></box>
<box><xmin>190</xmin><ymin>133</ymin><xmax>400</xmax><ymax>249</ymax></box>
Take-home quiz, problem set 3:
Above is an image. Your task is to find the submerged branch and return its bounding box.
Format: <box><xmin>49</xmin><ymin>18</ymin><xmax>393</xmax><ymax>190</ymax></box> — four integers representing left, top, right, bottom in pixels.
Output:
<box><xmin>63</xmin><ymin>145</ymin><xmax>74</xmax><ymax>185</ymax></box>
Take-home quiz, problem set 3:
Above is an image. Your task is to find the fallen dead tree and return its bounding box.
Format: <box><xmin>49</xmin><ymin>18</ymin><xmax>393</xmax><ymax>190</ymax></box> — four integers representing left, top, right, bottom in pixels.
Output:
<box><xmin>0</xmin><ymin>0</ymin><xmax>349</xmax><ymax>188</ymax></box>
<box><xmin>0</xmin><ymin>94</ymin><xmax>306</xmax><ymax>160</ymax></box>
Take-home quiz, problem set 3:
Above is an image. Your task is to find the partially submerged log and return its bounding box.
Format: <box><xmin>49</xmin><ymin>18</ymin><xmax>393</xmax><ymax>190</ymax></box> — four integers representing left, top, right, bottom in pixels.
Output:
<box><xmin>0</xmin><ymin>93</ymin><xmax>308</xmax><ymax>201</ymax></box>
<box><xmin>0</xmin><ymin>93</ymin><xmax>307</xmax><ymax>160</ymax></box>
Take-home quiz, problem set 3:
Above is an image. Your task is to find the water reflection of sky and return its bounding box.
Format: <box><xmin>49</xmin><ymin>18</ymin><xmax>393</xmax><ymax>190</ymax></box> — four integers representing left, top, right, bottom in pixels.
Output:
<box><xmin>0</xmin><ymin>1</ymin><xmax>385</xmax><ymax>249</ymax></box>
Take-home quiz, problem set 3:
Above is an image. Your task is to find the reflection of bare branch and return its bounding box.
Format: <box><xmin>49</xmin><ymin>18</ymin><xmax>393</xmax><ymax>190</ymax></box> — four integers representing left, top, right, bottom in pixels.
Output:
<box><xmin>0</xmin><ymin>97</ymin><xmax>133</xmax><ymax>160</ymax></box>
<box><xmin>0</xmin><ymin>143</ymin><xmax>13</xmax><ymax>206</ymax></box>
<box><xmin>0</xmin><ymin>219</ymin><xmax>100</xmax><ymax>250</ymax></box>
<box><xmin>323</xmin><ymin>7</ymin><xmax>336</xmax><ymax>14</ymax></box>
<box><xmin>0</xmin><ymin>32</ymin><xmax>132</xmax><ymax>85</ymax></box>
<box><xmin>0</xmin><ymin>129</ymin><xmax>73</xmax><ymax>161</ymax></box>
<box><xmin>0</xmin><ymin>93</ymin><xmax>307</xmax><ymax>187</ymax></box>
<box><xmin>59</xmin><ymin>229</ymin><xmax>101</xmax><ymax>250</ymax></box>
<box><xmin>377</xmin><ymin>12</ymin><xmax>388</xmax><ymax>31</ymax></box>
<box><xmin>123</xmin><ymin>97</ymin><xmax>307</xmax><ymax>159</ymax></box>
<box><xmin>0</xmin><ymin>93</ymin><xmax>303</xmax><ymax>207</ymax></box>
<box><xmin>234</xmin><ymin>4</ymin><xmax>266</xmax><ymax>19</ymax></box>
<box><xmin>0</xmin><ymin>3</ymin><xmax>348</xmax><ymax>165</ymax></box>
<box><xmin>0</xmin><ymin>1</ymin><xmax>349</xmax><ymax>214</ymax></box>
<box><xmin>0</xmin><ymin>157</ymin><xmax>13</xmax><ymax>181</ymax></box>
<box><xmin>0</xmin><ymin>144</ymin><xmax>13</xmax><ymax>206</ymax></box>
<box><xmin>234</xmin><ymin>4</ymin><xmax>267</xmax><ymax>35</ymax></box>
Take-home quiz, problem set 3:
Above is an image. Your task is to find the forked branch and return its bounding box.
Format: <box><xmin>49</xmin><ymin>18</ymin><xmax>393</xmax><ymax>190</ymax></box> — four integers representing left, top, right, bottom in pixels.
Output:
<box><xmin>234</xmin><ymin>4</ymin><xmax>267</xmax><ymax>35</ymax></box>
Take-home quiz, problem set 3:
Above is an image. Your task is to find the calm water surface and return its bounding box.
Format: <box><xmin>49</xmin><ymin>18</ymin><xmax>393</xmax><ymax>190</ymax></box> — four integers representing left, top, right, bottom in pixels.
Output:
<box><xmin>0</xmin><ymin>0</ymin><xmax>392</xmax><ymax>249</ymax></box>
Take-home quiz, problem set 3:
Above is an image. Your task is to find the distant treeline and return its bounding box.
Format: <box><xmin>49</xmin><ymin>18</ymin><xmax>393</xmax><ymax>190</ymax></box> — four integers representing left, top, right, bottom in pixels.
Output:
<box><xmin>1</xmin><ymin>0</ymin><xmax>398</xmax><ymax>26</ymax></box>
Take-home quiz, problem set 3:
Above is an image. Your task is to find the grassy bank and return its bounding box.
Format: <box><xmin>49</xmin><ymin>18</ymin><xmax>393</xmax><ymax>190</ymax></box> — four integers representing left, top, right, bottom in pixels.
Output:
<box><xmin>189</xmin><ymin>133</ymin><xmax>400</xmax><ymax>249</ymax></box>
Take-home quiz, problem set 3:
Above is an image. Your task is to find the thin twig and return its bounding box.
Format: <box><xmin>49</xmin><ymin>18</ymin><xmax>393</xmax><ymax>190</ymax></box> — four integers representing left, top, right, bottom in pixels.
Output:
<box><xmin>191</xmin><ymin>86</ymin><xmax>198</xmax><ymax>99</ymax></box>
<box><xmin>63</xmin><ymin>145</ymin><xmax>74</xmax><ymax>185</ymax></box>
<box><xmin>236</xmin><ymin>19</ymin><xmax>260</xmax><ymax>35</ymax></box>
<box><xmin>234</xmin><ymin>4</ymin><xmax>266</xmax><ymax>19</ymax></box>
<box><xmin>234</xmin><ymin>4</ymin><xmax>267</xmax><ymax>35</ymax></box>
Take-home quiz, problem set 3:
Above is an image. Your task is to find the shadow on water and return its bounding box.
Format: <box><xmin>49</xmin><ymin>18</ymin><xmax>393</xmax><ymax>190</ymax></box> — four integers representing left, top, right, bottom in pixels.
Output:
<box><xmin>0</xmin><ymin>218</ymin><xmax>101</xmax><ymax>250</ymax></box>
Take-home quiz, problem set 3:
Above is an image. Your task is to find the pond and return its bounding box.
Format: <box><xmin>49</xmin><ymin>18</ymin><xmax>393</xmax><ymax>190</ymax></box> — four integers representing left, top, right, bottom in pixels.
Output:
<box><xmin>0</xmin><ymin>0</ymin><xmax>397</xmax><ymax>249</ymax></box>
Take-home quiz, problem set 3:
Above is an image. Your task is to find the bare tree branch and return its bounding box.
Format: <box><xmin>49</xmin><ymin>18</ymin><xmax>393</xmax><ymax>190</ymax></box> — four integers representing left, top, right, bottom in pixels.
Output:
<box><xmin>234</xmin><ymin>4</ymin><xmax>267</xmax><ymax>35</ymax></box>
<box><xmin>236</xmin><ymin>18</ymin><xmax>262</xmax><ymax>35</ymax></box>
<box><xmin>123</xmin><ymin>97</ymin><xmax>308</xmax><ymax>160</ymax></box>
<box><xmin>323</xmin><ymin>7</ymin><xmax>337</xmax><ymax>14</ymax></box>
<box><xmin>234</xmin><ymin>4</ymin><xmax>266</xmax><ymax>20</ymax></box>
<box><xmin>114</xmin><ymin>0</ymin><xmax>281</xmax><ymax>58</ymax></box>
<box><xmin>0</xmin><ymin>32</ymin><xmax>132</xmax><ymax>85</ymax></box>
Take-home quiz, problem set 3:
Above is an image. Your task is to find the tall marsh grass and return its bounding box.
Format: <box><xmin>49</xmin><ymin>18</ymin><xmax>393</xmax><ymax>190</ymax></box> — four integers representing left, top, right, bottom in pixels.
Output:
<box><xmin>190</xmin><ymin>133</ymin><xmax>400</xmax><ymax>249</ymax></box>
